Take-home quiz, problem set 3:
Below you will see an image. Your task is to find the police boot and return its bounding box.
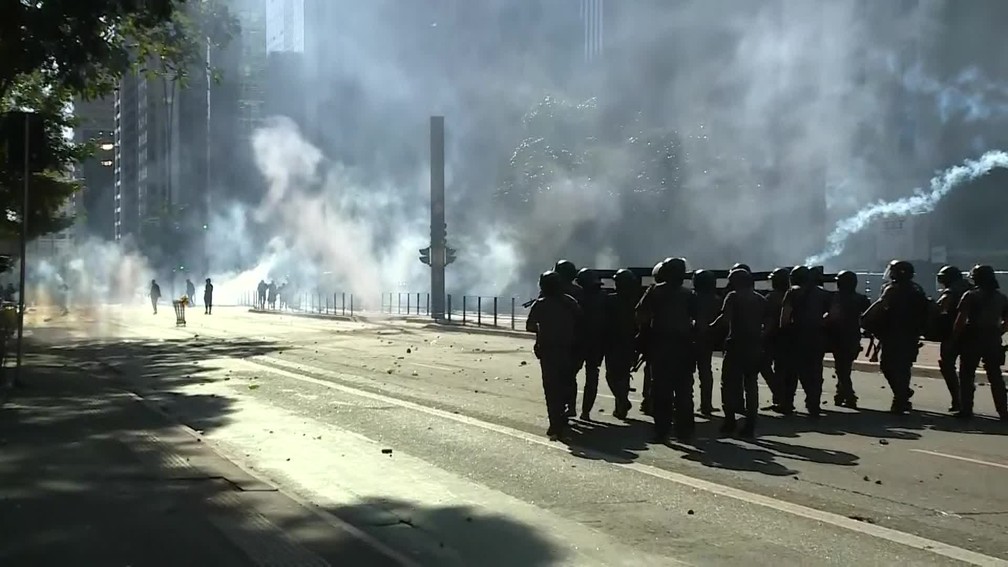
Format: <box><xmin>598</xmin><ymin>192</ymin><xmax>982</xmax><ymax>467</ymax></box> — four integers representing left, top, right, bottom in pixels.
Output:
<box><xmin>738</xmin><ymin>417</ymin><xmax>755</xmax><ymax>439</ymax></box>
<box><xmin>718</xmin><ymin>415</ymin><xmax>736</xmax><ymax>436</ymax></box>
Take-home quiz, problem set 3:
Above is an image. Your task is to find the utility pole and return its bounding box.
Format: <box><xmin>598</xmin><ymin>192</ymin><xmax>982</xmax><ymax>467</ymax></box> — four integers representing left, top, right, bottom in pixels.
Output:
<box><xmin>14</xmin><ymin>113</ymin><xmax>30</xmax><ymax>388</ymax></box>
<box><xmin>429</xmin><ymin>116</ymin><xmax>446</xmax><ymax>319</ymax></box>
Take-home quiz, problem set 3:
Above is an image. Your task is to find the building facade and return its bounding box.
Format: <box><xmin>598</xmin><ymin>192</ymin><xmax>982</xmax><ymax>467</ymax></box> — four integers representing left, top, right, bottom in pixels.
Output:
<box><xmin>266</xmin><ymin>0</ymin><xmax>304</xmax><ymax>53</ymax></box>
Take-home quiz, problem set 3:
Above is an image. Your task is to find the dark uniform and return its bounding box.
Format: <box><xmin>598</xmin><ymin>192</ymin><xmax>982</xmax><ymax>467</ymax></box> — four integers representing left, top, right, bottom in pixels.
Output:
<box><xmin>762</xmin><ymin>268</ymin><xmax>790</xmax><ymax>410</ymax></box>
<box><xmin>552</xmin><ymin>259</ymin><xmax>584</xmax><ymax>417</ymax></box>
<box><xmin>780</xmin><ymin>265</ymin><xmax>832</xmax><ymax>416</ymax></box>
<box><xmin>636</xmin><ymin>258</ymin><xmax>696</xmax><ymax>442</ymax></box>
<box><xmin>691</xmin><ymin>269</ymin><xmax>721</xmax><ymax>416</ymax></box>
<box><xmin>604</xmin><ymin>269</ymin><xmax>640</xmax><ymax>419</ymax></box>
<box><xmin>952</xmin><ymin>265</ymin><xmax>1008</xmax><ymax>420</ymax></box>
<box><xmin>150</xmin><ymin>280</ymin><xmax>162</xmax><ymax>314</ymax></box>
<box><xmin>712</xmin><ymin>269</ymin><xmax>765</xmax><ymax>437</ymax></box>
<box><xmin>639</xmin><ymin>259</ymin><xmax>672</xmax><ymax>416</ymax></box>
<box><xmin>932</xmin><ymin>265</ymin><xmax>971</xmax><ymax>412</ymax></box>
<box><xmin>861</xmin><ymin>260</ymin><xmax>929</xmax><ymax>414</ymax></box>
<box><xmin>526</xmin><ymin>270</ymin><xmax>583</xmax><ymax>439</ymax></box>
<box><xmin>825</xmin><ymin>271</ymin><xmax>870</xmax><ymax>408</ymax></box>
<box><xmin>204</xmin><ymin>278</ymin><xmax>214</xmax><ymax>315</ymax></box>
<box><xmin>575</xmin><ymin>268</ymin><xmax>608</xmax><ymax>419</ymax></box>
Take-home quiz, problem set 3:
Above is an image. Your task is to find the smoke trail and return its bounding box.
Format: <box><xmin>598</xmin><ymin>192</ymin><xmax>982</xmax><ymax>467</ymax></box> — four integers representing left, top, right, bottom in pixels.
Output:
<box><xmin>806</xmin><ymin>150</ymin><xmax>1008</xmax><ymax>266</ymax></box>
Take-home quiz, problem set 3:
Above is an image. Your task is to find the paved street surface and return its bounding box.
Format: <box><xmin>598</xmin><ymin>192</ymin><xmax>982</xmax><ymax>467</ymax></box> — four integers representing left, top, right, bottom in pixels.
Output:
<box><xmin>19</xmin><ymin>305</ymin><xmax>1008</xmax><ymax>566</ymax></box>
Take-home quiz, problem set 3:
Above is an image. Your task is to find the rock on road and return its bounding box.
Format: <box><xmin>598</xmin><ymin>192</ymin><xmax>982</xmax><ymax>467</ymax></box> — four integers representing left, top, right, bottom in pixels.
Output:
<box><xmin>31</xmin><ymin>306</ymin><xmax>1008</xmax><ymax>566</ymax></box>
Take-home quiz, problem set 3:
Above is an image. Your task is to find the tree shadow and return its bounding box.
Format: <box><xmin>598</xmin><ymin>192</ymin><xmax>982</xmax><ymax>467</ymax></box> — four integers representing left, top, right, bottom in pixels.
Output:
<box><xmin>323</xmin><ymin>496</ymin><xmax>565</xmax><ymax>567</ymax></box>
<box><xmin>25</xmin><ymin>334</ymin><xmax>280</xmax><ymax>434</ymax></box>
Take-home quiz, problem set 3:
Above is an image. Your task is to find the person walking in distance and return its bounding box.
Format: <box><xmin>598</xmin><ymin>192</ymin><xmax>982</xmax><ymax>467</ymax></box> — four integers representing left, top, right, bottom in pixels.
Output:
<box><xmin>526</xmin><ymin>270</ymin><xmax>583</xmax><ymax>441</ymax></box>
<box><xmin>204</xmin><ymin>278</ymin><xmax>214</xmax><ymax>315</ymax></box>
<box><xmin>186</xmin><ymin>278</ymin><xmax>196</xmax><ymax>305</ymax></box>
<box><xmin>952</xmin><ymin>264</ymin><xmax>1008</xmax><ymax>421</ymax></box>
<box><xmin>149</xmin><ymin>279</ymin><xmax>162</xmax><ymax>315</ymax></box>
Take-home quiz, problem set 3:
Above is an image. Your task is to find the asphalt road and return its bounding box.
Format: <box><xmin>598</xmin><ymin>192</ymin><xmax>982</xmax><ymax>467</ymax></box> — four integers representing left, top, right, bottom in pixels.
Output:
<box><xmin>29</xmin><ymin>305</ymin><xmax>1008</xmax><ymax>566</ymax></box>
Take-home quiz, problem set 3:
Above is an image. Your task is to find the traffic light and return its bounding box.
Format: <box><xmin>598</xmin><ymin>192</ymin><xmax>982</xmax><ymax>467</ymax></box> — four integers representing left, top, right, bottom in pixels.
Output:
<box><xmin>419</xmin><ymin>247</ymin><xmax>431</xmax><ymax>265</ymax></box>
<box><xmin>445</xmin><ymin>247</ymin><xmax>457</xmax><ymax>265</ymax></box>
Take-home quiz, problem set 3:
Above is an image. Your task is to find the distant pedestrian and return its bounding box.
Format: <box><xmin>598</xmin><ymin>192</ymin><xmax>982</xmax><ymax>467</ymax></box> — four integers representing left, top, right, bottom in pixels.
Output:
<box><xmin>204</xmin><ymin>278</ymin><xmax>214</xmax><ymax>315</ymax></box>
<box><xmin>186</xmin><ymin>278</ymin><xmax>196</xmax><ymax>304</ymax></box>
<box><xmin>149</xmin><ymin>279</ymin><xmax>161</xmax><ymax>315</ymax></box>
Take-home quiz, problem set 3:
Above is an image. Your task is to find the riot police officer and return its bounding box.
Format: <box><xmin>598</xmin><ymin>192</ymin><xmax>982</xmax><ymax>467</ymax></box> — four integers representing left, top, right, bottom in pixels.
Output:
<box><xmin>952</xmin><ymin>265</ymin><xmax>1008</xmax><ymax>421</ymax></box>
<box><xmin>762</xmin><ymin>268</ymin><xmax>790</xmax><ymax>411</ymax></box>
<box><xmin>933</xmin><ymin>265</ymin><xmax>971</xmax><ymax>412</ymax></box>
<box><xmin>575</xmin><ymin>268</ymin><xmax>608</xmax><ymax>420</ymax></box>
<box><xmin>780</xmin><ymin>265</ymin><xmax>831</xmax><ymax>417</ymax></box>
<box><xmin>526</xmin><ymin>270</ymin><xmax>583</xmax><ymax>440</ymax></box>
<box><xmin>692</xmin><ymin>269</ymin><xmax>721</xmax><ymax>416</ymax></box>
<box><xmin>711</xmin><ymin>268</ymin><xmax>766</xmax><ymax>437</ymax></box>
<box><xmin>553</xmin><ymin>259</ymin><xmax>583</xmax><ymax>416</ymax></box>
<box><xmin>605</xmin><ymin>268</ymin><xmax>640</xmax><ymax>419</ymax></box>
<box><xmin>636</xmin><ymin>257</ymin><xmax>696</xmax><ymax>442</ymax></box>
<box><xmin>638</xmin><ymin>260</ymin><xmax>669</xmax><ymax>416</ymax></box>
<box><xmin>824</xmin><ymin>270</ymin><xmax>870</xmax><ymax>408</ymax></box>
<box><xmin>861</xmin><ymin>260</ymin><xmax>929</xmax><ymax>414</ymax></box>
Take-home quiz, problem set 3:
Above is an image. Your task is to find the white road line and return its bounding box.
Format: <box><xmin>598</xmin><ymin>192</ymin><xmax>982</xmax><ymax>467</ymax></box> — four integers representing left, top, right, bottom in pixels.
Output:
<box><xmin>910</xmin><ymin>449</ymin><xmax>1008</xmax><ymax>471</ymax></box>
<box><xmin>244</xmin><ymin>355</ymin><xmax>1007</xmax><ymax>567</ymax></box>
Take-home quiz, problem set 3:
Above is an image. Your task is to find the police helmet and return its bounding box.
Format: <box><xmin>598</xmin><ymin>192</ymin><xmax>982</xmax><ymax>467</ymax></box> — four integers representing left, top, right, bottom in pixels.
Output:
<box><xmin>651</xmin><ymin>260</ymin><xmax>666</xmax><ymax>283</ymax></box>
<box><xmin>770</xmin><ymin>268</ymin><xmax>790</xmax><ymax>291</ymax></box>
<box><xmin>538</xmin><ymin>270</ymin><xmax>563</xmax><ymax>296</ymax></box>
<box><xmin>731</xmin><ymin>262</ymin><xmax>752</xmax><ymax>273</ymax></box>
<box><xmin>657</xmin><ymin>257</ymin><xmax>688</xmax><ymax>284</ymax></box>
<box><xmin>836</xmin><ymin>270</ymin><xmax>857</xmax><ymax>292</ymax></box>
<box><xmin>692</xmin><ymin>269</ymin><xmax>717</xmax><ymax>292</ymax></box>
<box><xmin>554</xmin><ymin>259</ymin><xmax>577</xmax><ymax>282</ymax></box>
<box><xmin>789</xmin><ymin>265</ymin><xmax>810</xmax><ymax>286</ymax></box>
<box><xmin>936</xmin><ymin>265</ymin><xmax>962</xmax><ymax>288</ymax></box>
<box><xmin>614</xmin><ymin>268</ymin><xmax>639</xmax><ymax>292</ymax></box>
<box><xmin>970</xmin><ymin>264</ymin><xmax>999</xmax><ymax>290</ymax></box>
<box><xmin>885</xmin><ymin>260</ymin><xmax>915</xmax><ymax>282</ymax></box>
<box><xmin>575</xmin><ymin>268</ymin><xmax>601</xmax><ymax>289</ymax></box>
<box><xmin>728</xmin><ymin>268</ymin><xmax>753</xmax><ymax>289</ymax></box>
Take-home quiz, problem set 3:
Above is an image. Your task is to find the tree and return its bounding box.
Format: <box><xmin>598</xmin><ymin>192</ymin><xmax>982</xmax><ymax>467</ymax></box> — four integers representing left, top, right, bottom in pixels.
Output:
<box><xmin>0</xmin><ymin>0</ymin><xmax>237</xmax><ymax>245</ymax></box>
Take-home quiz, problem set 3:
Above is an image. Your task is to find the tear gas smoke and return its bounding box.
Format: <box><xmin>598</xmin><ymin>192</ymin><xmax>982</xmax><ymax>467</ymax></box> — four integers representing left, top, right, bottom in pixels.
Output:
<box><xmin>898</xmin><ymin>62</ymin><xmax>1008</xmax><ymax>124</ymax></box>
<box><xmin>806</xmin><ymin>150</ymin><xmax>1008</xmax><ymax>266</ymax></box>
<box><xmin>210</xmin><ymin>117</ymin><xmax>521</xmax><ymax>306</ymax></box>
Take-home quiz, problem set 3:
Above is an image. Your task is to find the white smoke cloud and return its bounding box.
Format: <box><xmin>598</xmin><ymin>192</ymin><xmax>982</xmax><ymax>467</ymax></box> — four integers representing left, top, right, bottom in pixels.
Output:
<box><xmin>211</xmin><ymin>116</ymin><xmax>521</xmax><ymax>307</ymax></box>
<box><xmin>806</xmin><ymin>149</ymin><xmax>1008</xmax><ymax>266</ymax></box>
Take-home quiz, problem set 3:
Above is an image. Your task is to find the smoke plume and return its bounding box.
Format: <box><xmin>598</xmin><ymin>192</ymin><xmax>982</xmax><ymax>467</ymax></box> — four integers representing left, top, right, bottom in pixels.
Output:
<box><xmin>806</xmin><ymin>150</ymin><xmax>1008</xmax><ymax>266</ymax></box>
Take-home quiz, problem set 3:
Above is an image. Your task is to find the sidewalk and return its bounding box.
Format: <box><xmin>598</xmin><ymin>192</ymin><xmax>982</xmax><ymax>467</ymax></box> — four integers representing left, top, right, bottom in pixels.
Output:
<box><xmin>0</xmin><ymin>348</ymin><xmax>403</xmax><ymax>567</ymax></box>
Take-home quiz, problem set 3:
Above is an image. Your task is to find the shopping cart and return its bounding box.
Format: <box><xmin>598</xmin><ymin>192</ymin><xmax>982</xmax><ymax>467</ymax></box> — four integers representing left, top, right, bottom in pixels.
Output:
<box><xmin>172</xmin><ymin>298</ymin><xmax>187</xmax><ymax>327</ymax></box>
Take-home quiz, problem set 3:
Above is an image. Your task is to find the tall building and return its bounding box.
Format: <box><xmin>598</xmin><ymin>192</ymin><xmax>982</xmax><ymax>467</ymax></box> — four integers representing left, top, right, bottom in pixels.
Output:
<box><xmin>580</xmin><ymin>0</ymin><xmax>606</xmax><ymax>64</ymax></box>
<box><xmin>266</xmin><ymin>0</ymin><xmax>304</xmax><ymax>53</ymax></box>
<box><xmin>73</xmin><ymin>97</ymin><xmax>116</xmax><ymax>241</ymax></box>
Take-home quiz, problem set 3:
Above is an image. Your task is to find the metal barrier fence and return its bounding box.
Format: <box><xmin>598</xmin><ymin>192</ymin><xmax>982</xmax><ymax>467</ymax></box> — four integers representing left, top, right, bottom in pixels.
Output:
<box><xmin>242</xmin><ymin>290</ymin><xmax>355</xmax><ymax>317</ymax></box>
<box><xmin>380</xmin><ymin>292</ymin><xmax>529</xmax><ymax>330</ymax></box>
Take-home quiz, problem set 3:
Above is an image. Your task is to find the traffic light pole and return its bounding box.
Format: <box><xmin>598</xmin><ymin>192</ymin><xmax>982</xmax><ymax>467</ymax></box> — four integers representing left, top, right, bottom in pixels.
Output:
<box><xmin>429</xmin><ymin>116</ymin><xmax>446</xmax><ymax>319</ymax></box>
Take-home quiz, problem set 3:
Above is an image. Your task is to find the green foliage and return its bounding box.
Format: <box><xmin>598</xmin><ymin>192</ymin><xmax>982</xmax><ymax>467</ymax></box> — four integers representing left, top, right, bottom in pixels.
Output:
<box><xmin>0</xmin><ymin>0</ymin><xmax>238</xmax><ymax>242</ymax></box>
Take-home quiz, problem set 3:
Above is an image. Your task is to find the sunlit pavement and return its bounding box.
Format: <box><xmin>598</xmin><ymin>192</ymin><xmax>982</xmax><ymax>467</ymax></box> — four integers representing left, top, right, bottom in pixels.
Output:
<box><xmin>27</xmin><ymin>305</ymin><xmax>1008</xmax><ymax>566</ymax></box>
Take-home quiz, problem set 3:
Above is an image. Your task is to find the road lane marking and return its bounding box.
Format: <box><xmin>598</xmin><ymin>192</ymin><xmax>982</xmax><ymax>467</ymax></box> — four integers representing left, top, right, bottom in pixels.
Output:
<box><xmin>411</xmin><ymin>362</ymin><xmax>454</xmax><ymax>372</ymax></box>
<box><xmin>911</xmin><ymin>449</ymin><xmax>1008</xmax><ymax>471</ymax></box>
<box><xmin>243</xmin><ymin>355</ymin><xmax>1006</xmax><ymax>567</ymax></box>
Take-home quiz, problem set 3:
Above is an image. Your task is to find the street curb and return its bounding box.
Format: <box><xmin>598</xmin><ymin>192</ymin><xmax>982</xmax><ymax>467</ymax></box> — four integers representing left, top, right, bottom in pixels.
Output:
<box><xmin>245</xmin><ymin>308</ymin><xmax>948</xmax><ymax>379</ymax></box>
<box><xmin>248</xmin><ymin>308</ymin><xmax>358</xmax><ymax>322</ymax></box>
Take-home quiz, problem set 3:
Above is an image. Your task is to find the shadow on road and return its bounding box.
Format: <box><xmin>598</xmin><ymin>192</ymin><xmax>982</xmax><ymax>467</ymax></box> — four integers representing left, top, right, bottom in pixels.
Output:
<box><xmin>0</xmin><ymin>359</ymin><xmax>268</xmax><ymax>566</ymax></box>
<box><xmin>325</xmin><ymin>496</ymin><xmax>565</xmax><ymax>567</ymax></box>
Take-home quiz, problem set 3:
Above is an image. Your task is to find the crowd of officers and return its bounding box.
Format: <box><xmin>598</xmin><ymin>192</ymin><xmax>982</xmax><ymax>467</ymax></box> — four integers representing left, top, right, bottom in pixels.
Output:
<box><xmin>525</xmin><ymin>258</ymin><xmax>1008</xmax><ymax>443</ymax></box>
